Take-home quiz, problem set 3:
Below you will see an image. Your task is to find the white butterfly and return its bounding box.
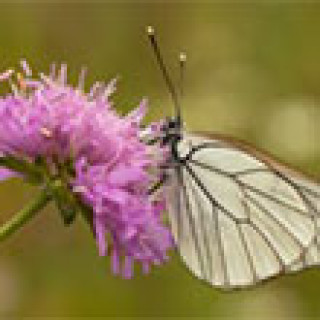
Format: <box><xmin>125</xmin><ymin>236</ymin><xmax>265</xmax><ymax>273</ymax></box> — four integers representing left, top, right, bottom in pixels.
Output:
<box><xmin>147</xmin><ymin>26</ymin><xmax>320</xmax><ymax>289</ymax></box>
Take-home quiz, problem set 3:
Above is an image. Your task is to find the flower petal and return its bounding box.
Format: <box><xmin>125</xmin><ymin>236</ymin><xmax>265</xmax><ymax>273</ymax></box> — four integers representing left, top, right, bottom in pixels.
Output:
<box><xmin>0</xmin><ymin>167</ymin><xmax>17</xmax><ymax>181</ymax></box>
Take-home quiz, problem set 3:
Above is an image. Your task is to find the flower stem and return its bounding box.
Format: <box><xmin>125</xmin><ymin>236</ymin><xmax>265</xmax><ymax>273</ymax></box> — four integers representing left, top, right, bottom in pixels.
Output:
<box><xmin>0</xmin><ymin>190</ymin><xmax>51</xmax><ymax>241</ymax></box>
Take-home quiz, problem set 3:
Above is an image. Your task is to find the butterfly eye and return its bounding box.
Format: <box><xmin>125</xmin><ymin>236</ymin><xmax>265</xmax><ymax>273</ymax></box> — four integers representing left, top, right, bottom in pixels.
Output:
<box><xmin>168</xmin><ymin>118</ymin><xmax>178</xmax><ymax>129</ymax></box>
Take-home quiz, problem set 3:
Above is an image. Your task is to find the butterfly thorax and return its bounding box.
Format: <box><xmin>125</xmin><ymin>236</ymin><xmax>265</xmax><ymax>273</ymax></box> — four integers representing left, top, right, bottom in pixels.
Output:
<box><xmin>161</xmin><ymin>117</ymin><xmax>183</xmax><ymax>163</ymax></box>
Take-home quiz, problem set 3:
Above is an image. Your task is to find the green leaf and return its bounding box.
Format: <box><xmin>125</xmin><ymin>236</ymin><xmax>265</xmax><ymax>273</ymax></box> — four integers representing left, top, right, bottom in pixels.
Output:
<box><xmin>55</xmin><ymin>200</ymin><xmax>77</xmax><ymax>226</ymax></box>
<box><xmin>49</xmin><ymin>179</ymin><xmax>78</xmax><ymax>226</ymax></box>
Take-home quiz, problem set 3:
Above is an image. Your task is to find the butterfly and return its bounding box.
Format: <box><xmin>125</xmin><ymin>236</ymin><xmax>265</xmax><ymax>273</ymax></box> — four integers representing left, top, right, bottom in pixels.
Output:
<box><xmin>146</xmin><ymin>26</ymin><xmax>320</xmax><ymax>289</ymax></box>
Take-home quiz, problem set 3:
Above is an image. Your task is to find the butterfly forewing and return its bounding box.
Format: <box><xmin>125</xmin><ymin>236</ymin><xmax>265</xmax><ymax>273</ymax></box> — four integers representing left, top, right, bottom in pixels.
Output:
<box><xmin>165</xmin><ymin>132</ymin><xmax>320</xmax><ymax>289</ymax></box>
<box><xmin>287</xmin><ymin>177</ymin><xmax>320</xmax><ymax>272</ymax></box>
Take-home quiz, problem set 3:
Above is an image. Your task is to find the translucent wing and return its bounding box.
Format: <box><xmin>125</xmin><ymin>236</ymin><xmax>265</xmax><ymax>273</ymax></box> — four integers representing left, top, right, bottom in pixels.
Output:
<box><xmin>165</xmin><ymin>132</ymin><xmax>320</xmax><ymax>289</ymax></box>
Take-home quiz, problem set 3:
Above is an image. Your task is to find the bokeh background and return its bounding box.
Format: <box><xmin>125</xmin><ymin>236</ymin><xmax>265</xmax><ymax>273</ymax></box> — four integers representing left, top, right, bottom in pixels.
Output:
<box><xmin>0</xmin><ymin>1</ymin><xmax>320</xmax><ymax>318</ymax></box>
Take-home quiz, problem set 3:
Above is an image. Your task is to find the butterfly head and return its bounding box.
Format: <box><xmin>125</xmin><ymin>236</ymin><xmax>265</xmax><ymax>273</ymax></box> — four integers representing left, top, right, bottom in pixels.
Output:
<box><xmin>160</xmin><ymin>116</ymin><xmax>182</xmax><ymax>146</ymax></box>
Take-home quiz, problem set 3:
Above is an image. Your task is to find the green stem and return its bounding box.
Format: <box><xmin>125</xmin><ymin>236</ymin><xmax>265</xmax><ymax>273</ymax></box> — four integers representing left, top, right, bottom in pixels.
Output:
<box><xmin>0</xmin><ymin>190</ymin><xmax>51</xmax><ymax>241</ymax></box>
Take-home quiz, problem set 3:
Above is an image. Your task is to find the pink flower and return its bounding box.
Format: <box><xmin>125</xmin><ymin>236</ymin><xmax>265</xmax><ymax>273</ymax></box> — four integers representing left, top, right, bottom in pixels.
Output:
<box><xmin>0</xmin><ymin>61</ymin><xmax>172</xmax><ymax>277</ymax></box>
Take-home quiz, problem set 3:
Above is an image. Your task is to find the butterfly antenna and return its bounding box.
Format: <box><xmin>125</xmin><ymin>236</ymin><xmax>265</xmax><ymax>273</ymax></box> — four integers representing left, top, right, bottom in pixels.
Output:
<box><xmin>146</xmin><ymin>26</ymin><xmax>181</xmax><ymax>122</ymax></box>
<box><xmin>178</xmin><ymin>52</ymin><xmax>186</xmax><ymax>110</ymax></box>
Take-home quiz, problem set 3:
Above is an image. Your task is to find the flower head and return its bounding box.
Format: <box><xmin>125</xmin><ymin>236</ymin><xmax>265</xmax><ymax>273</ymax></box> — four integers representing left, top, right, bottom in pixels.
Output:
<box><xmin>0</xmin><ymin>61</ymin><xmax>172</xmax><ymax>277</ymax></box>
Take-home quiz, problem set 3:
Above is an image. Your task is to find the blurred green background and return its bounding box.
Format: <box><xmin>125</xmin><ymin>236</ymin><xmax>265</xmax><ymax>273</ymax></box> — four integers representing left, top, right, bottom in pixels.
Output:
<box><xmin>1</xmin><ymin>1</ymin><xmax>320</xmax><ymax>318</ymax></box>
